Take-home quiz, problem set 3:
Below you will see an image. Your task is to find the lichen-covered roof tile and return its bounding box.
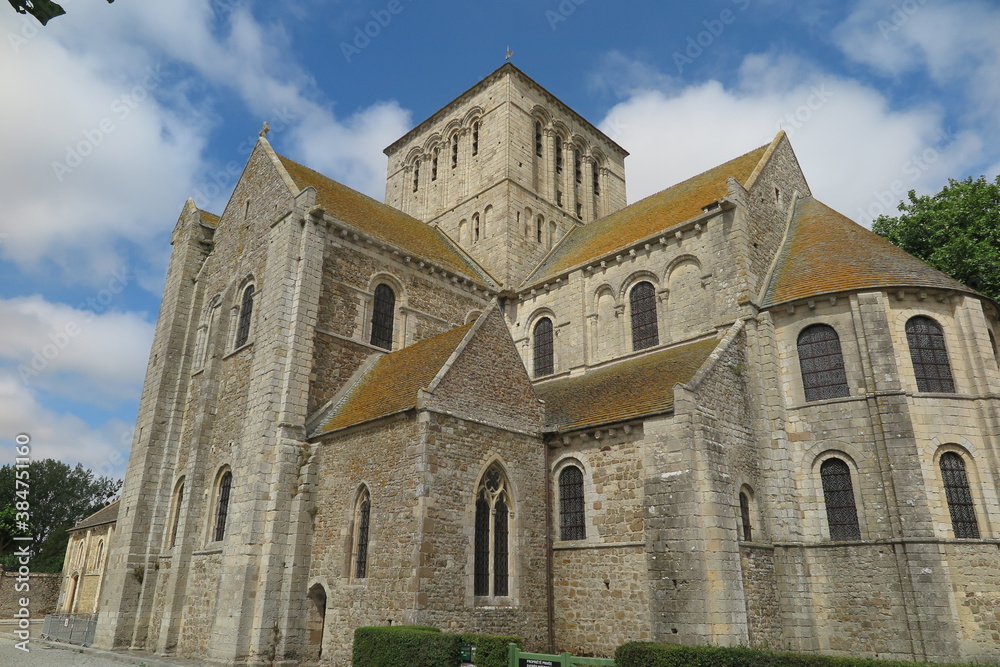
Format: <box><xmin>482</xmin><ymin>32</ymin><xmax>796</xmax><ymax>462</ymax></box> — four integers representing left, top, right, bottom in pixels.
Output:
<box><xmin>523</xmin><ymin>145</ymin><xmax>768</xmax><ymax>287</ymax></box>
<box><xmin>535</xmin><ymin>338</ymin><xmax>719</xmax><ymax>432</ymax></box>
<box><xmin>317</xmin><ymin>323</ymin><xmax>475</xmax><ymax>434</ymax></box>
<box><xmin>198</xmin><ymin>209</ymin><xmax>220</xmax><ymax>228</ymax></box>
<box><xmin>71</xmin><ymin>498</ymin><xmax>120</xmax><ymax>532</ymax></box>
<box><xmin>277</xmin><ymin>155</ymin><xmax>495</xmax><ymax>287</ymax></box>
<box><xmin>763</xmin><ymin>198</ymin><xmax>972</xmax><ymax>307</ymax></box>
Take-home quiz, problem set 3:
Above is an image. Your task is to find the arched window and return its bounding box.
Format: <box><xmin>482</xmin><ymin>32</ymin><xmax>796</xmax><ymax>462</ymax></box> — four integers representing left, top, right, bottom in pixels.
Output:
<box><xmin>940</xmin><ymin>452</ymin><xmax>979</xmax><ymax>538</ymax></box>
<box><xmin>739</xmin><ymin>491</ymin><xmax>752</xmax><ymax>542</ymax></box>
<box><xmin>169</xmin><ymin>479</ymin><xmax>184</xmax><ymax>548</ymax></box>
<box><xmin>574</xmin><ymin>149</ymin><xmax>582</xmax><ymax>184</ymax></box>
<box><xmin>820</xmin><ymin>458</ymin><xmax>861</xmax><ymax>541</ymax></box>
<box><xmin>797</xmin><ymin>324</ymin><xmax>850</xmax><ymax>402</ymax></box>
<box><xmin>472</xmin><ymin>121</ymin><xmax>480</xmax><ymax>156</ymax></box>
<box><xmin>234</xmin><ymin>284</ymin><xmax>254</xmax><ymax>349</ymax></box>
<box><xmin>370</xmin><ymin>284</ymin><xmax>395</xmax><ymax>350</ymax></box>
<box><xmin>213</xmin><ymin>470</ymin><xmax>233</xmax><ymax>542</ymax></box>
<box><xmin>533</xmin><ymin>318</ymin><xmax>554</xmax><ymax>377</ymax></box>
<box><xmin>483</xmin><ymin>205</ymin><xmax>492</xmax><ymax>238</ymax></box>
<box><xmin>473</xmin><ymin>213</ymin><xmax>481</xmax><ymax>243</ymax></box>
<box><xmin>906</xmin><ymin>316</ymin><xmax>955</xmax><ymax>392</ymax></box>
<box><xmin>451</xmin><ymin>136</ymin><xmax>459</xmax><ymax>169</ymax></box>
<box><xmin>536</xmin><ymin>216</ymin><xmax>543</xmax><ymax>244</ymax></box>
<box><xmin>535</xmin><ymin>121</ymin><xmax>543</xmax><ymax>157</ymax></box>
<box><xmin>559</xmin><ymin>465</ymin><xmax>585</xmax><ymax>541</ymax></box>
<box><xmin>431</xmin><ymin>147</ymin><xmax>439</xmax><ymax>181</ymax></box>
<box><xmin>630</xmin><ymin>281</ymin><xmax>659</xmax><ymax>351</ymax></box>
<box><xmin>592</xmin><ymin>162</ymin><xmax>600</xmax><ymax>196</ymax></box>
<box><xmin>412</xmin><ymin>160</ymin><xmax>420</xmax><ymax>192</ymax></box>
<box><xmin>353</xmin><ymin>486</ymin><xmax>372</xmax><ymax>578</ymax></box>
<box><xmin>93</xmin><ymin>539</ymin><xmax>105</xmax><ymax>570</ymax></box>
<box><xmin>474</xmin><ymin>465</ymin><xmax>511</xmax><ymax>597</ymax></box>
<box><xmin>306</xmin><ymin>584</ymin><xmax>327</xmax><ymax>660</ymax></box>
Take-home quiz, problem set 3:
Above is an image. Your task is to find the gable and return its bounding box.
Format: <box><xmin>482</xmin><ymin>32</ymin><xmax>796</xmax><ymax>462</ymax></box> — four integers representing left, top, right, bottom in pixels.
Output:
<box><xmin>422</xmin><ymin>306</ymin><xmax>544</xmax><ymax>433</ymax></box>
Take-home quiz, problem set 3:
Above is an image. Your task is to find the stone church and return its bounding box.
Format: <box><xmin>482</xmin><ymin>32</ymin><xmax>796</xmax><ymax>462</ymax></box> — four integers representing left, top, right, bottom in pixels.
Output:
<box><xmin>91</xmin><ymin>64</ymin><xmax>1000</xmax><ymax>665</ymax></box>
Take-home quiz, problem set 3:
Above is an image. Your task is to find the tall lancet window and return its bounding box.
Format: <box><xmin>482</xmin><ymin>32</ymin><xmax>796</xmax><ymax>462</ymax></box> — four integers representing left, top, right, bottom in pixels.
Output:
<box><xmin>474</xmin><ymin>465</ymin><xmax>512</xmax><ymax>598</ymax></box>
<box><xmin>370</xmin><ymin>284</ymin><xmax>395</xmax><ymax>350</ymax></box>
<box><xmin>630</xmin><ymin>281</ymin><xmax>659</xmax><ymax>351</ymax></box>
<box><xmin>940</xmin><ymin>452</ymin><xmax>979</xmax><ymax>538</ymax></box>
<box><xmin>533</xmin><ymin>318</ymin><xmax>554</xmax><ymax>377</ymax></box>
<box><xmin>353</xmin><ymin>486</ymin><xmax>372</xmax><ymax>578</ymax></box>
<box><xmin>234</xmin><ymin>285</ymin><xmax>254</xmax><ymax>349</ymax></box>
<box><xmin>820</xmin><ymin>458</ymin><xmax>861</xmax><ymax>541</ymax></box>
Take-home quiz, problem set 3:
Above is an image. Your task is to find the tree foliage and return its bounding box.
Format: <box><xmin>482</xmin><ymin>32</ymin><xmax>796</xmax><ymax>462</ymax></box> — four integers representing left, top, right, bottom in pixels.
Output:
<box><xmin>0</xmin><ymin>459</ymin><xmax>121</xmax><ymax>572</ymax></box>
<box><xmin>873</xmin><ymin>175</ymin><xmax>1000</xmax><ymax>301</ymax></box>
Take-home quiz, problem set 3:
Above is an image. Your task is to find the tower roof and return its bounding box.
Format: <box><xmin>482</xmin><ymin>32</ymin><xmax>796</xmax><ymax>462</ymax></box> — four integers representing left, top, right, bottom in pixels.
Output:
<box><xmin>384</xmin><ymin>62</ymin><xmax>628</xmax><ymax>158</ymax></box>
<box><xmin>522</xmin><ymin>142</ymin><xmax>770</xmax><ymax>288</ymax></box>
<box><xmin>762</xmin><ymin>197</ymin><xmax>974</xmax><ymax>307</ymax></box>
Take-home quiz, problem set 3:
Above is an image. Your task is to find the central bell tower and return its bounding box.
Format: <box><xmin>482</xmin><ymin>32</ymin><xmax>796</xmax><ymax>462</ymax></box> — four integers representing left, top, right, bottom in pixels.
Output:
<box><xmin>384</xmin><ymin>63</ymin><xmax>628</xmax><ymax>288</ymax></box>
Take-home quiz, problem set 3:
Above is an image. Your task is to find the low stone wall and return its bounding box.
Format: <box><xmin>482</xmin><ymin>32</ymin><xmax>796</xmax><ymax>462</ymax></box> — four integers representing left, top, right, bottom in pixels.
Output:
<box><xmin>0</xmin><ymin>567</ymin><xmax>61</xmax><ymax>618</ymax></box>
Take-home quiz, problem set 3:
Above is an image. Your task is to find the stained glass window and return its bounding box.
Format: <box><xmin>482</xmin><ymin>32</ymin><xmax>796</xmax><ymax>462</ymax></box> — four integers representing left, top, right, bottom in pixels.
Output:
<box><xmin>370</xmin><ymin>284</ymin><xmax>395</xmax><ymax>350</ymax></box>
<box><xmin>797</xmin><ymin>324</ymin><xmax>849</xmax><ymax>402</ymax></box>
<box><xmin>820</xmin><ymin>458</ymin><xmax>861</xmax><ymax>541</ymax></box>
<box><xmin>940</xmin><ymin>452</ymin><xmax>979</xmax><ymax>538</ymax></box>
<box><xmin>906</xmin><ymin>316</ymin><xmax>955</xmax><ymax>392</ymax></box>
<box><xmin>630</xmin><ymin>282</ymin><xmax>659</xmax><ymax>351</ymax></box>
<box><xmin>559</xmin><ymin>466</ymin><xmax>585</xmax><ymax>541</ymax></box>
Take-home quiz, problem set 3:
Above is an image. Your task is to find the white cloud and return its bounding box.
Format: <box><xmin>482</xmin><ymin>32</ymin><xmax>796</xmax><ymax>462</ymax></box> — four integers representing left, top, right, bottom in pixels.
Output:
<box><xmin>0</xmin><ymin>373</ymin><xmax>131</xmax><ymax>479</ymax></box>
<box><xmin>596</xmin><ymin>51</ymin><xmax>983</xmax><ymax>226</ymax></box>
<box><xmin>0</xmin><ymin>294</ymin><xmax>154</xmax><ymax>403</ymax></box>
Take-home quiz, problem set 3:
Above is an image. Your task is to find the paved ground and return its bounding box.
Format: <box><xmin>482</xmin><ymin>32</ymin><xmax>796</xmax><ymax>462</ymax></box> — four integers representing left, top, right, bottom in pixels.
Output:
<box><xmin>1</xmin><ymin>630</ymin><xmax>205</xmax><ymax>666</ymax></box>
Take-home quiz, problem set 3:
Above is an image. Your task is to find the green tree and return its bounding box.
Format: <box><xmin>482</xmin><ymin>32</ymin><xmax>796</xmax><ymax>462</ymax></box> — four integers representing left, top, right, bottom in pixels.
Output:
<box><xmin>873</xmin><ymin>175</ymin><xmax>1000</xmax><ymax>301</ymax></box>
<box><xmin>0</xmin><ymin>459</ymin><xmax>121</xmax><ymax>573</ymax></box>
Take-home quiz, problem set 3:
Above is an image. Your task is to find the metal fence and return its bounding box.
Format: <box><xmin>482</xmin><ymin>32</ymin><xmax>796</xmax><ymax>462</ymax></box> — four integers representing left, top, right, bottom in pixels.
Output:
<box><xmin>41</xmin><ymin>613</ymin><xmax>97</xmax><ymax>646</ymax></box>
<box><xmin>507</xmin><ymin>643</ymin><xmax>616</xmax><ymax>667</ymax></box>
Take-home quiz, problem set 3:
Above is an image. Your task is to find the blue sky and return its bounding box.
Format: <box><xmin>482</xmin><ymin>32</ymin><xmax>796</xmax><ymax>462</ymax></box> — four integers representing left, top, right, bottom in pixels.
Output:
<box><xmin>1</xmin><ymin>0</ymin><xmax>998</xmax><ymax>480</ymax></box>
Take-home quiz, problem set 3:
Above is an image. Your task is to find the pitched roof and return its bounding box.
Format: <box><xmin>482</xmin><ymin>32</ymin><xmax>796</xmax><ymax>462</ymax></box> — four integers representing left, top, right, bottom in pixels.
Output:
<box><xmin>198</xmin><ymin>209</ymin><xmax>220</xmax><ymax>228</ymax></box>
<box><xmin>535</xmin><ymin>338</ymin><xmax>719</xmax><ymax>432</ymax></box>
<box><xmin>763</xmin><ymin>197</ymin><xmax>972</xmax><ymax>307</ymax></box>
<box><xmin>70</xmin><ymin>498</ymin><xmax>120</xmax><ymax>532</ymax></box>
<box><xmin>276</xmin><ymin>154</ymin><xmax>496</xmax><ymax>287</ymax></box>
<box><xmin>523</xmin><ymin>144</ymin><xmax>769</xmax><ymax>287</ymax></box>
<box><xmin>315</xmin><ymin>322</ymin><xmax>475</xmax><ymax>434</ymax></box>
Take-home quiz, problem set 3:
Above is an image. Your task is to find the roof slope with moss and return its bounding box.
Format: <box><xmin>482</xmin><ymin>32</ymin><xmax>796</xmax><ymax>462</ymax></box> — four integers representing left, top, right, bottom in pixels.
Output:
<box><xmin>763</xmin><ymin>197</ymin><xmax>972</xmax><ymax>307</ymax></box>
<box><xmin>315</xmin><ymin>323</ymin><xmax>475</xmax><ymax>434</ymax></box>
<box><xmin>523</xmin><ymin>144</ymin><xmax>769</xmax><ymax>287</ymax></box>
<box><xmin>277</xmin><ymin>155</ymin><xmax>496</xmax><ymax>287</ymax></box>
<box><xmin>70</xmin><ymin>498</ymin><xmax>120</xmax><ymax>532</ymax></box>
<box><xmin>535</xmin><ymin>338</ymin><xmax>719</xmax><ymax>432</ymax></box>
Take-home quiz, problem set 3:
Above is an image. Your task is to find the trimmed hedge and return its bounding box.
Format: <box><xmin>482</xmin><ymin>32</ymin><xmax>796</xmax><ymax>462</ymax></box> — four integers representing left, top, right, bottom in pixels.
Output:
<box><xmin>614</xmin><ymin>642</ymin><xmax>978</xmax><ymax>667</ymax></box>
<box><xmin>352</xmin><ymin>626</ymin><xmax>523</xmax><ymax>667</ymax></box>
<box><xmin>459</xmin><ymin>632</ymin><xmax>522</xmax><ymax>667</ymax></box>
<box><xmin>353</xmin><ymin>625</ymin><xmax>459</xmax><ymax>667</ymax></box>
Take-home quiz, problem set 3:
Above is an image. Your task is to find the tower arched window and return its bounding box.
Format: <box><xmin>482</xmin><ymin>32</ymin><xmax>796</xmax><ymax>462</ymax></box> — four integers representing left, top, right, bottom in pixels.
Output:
<box><xmin>906</xmin><ymin>316</ymin><xmax>955</xmax><ymax>392</ymax></box>
<box><xmin>370</xmin><ymin>284</ymin><xmax>395</xmax><ymax>350</ymax></box>
<box><xmin>797</xmin><ymin>324</ymin><xmax>850</xmax><ymax>402</ymax></box>
<box><xmin>431</xmin><ymin>148</ymin><xmax>439</xmax><ymax>181</ymax></box>
<box><xmin>472</xmin><ymin>121</ymin><xmax>480</xmax><ymax>156</ymax></box>
<box><xmin>474</xmin><ymin>465</ymin><xmax>511</xmax><ymax>598</ymax></box>
<box><xmin>940</xmin><ymin>452</ymin><xmax>979</xmax><ymax>538</ymax></box>
<box><xmin>739</xmin><ymin>491</ymin><xmax>753</xmax><ymax>541</ymax></box>
<box><xmin>452</xmin><ymin>136</ymin><xmax>458</xmax><ymax>169</ymax></box>
<box><xmin>820</xmin><ymin>458</ymin><xmax>861</xmax><ymax>541</ymax></box>
<box><xmin>353</xmin><ymin>486</ymin><xmax>372</xmax><ymax>578</ymax></box>
<box><xmin>533</xmin><ymin>317</ymin><xmax>554</xmax><ymax>377</ymax></box>
<box><xmin>213</xmin><ymin>470</ymin><xmax>233</xmax><ymax>542</ymax></box>
<box><xmin>412</xmin><ymin>161</ymin><xmax>420</xmax><ymax>192</ymax></box>
<box><xmin>169</xmin><ymin>479</ymin><xmax>184</xmax><ymax>548</ymax></box>
<box><xmin>630</xmin><ymin>281</ymin><xmax>659</xmax><ymax>351</ymax></box>
<box><xmin>592</xmin><ymin>162</ymin><xmax>600</xmax><ymax>196</ymax></box>
<box><xmin>234</xmin><ymin>285</ymin><xmax>254</xmax><ymax>349</ymax></box>
<box><xmin>558</xmin><ymin>465</ymin><xmax>585</xmax><ymax>541</ymax></box>
<box><xmin>535</xmin><ymin>121</ymin><xmax>543</xmax><ymax>157</ymax></box>
<box><xmin>555</xmin><ymin>137</ymin><xmax>563</xmax><ymax>174</ymax></box>
<box><xmin>473</xmin><ymin>213</ymin><xmax>481</xmax><ymax>243</ymax></box>
<box><xmin>574</xmin><ymin>149</ymin><xmax>582</xmax><ymax>184</ymax></box>
<box><xmin>536</xmin><ymin>216</ymin><xmax>543</xmax><ymax>244</ymax></box>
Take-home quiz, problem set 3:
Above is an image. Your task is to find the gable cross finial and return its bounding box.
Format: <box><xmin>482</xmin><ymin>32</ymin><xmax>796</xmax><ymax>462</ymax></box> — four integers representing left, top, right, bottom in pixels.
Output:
<box><xmin>505</xmin><ymin>45</ymin><xmax>513</xmax><ymax>61</ymax></box>
<box><xmin>259</xmin><ymin>121</ymin><xmax>271</xmax><ymax>138</ymax></box>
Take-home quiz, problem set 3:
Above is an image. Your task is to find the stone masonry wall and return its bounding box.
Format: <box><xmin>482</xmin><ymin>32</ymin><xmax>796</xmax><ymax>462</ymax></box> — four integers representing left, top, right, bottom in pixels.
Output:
<box><xmin>0</xmin><ymin>568</ymin><xmax>60</xmax><ymax>617</ymax></box>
